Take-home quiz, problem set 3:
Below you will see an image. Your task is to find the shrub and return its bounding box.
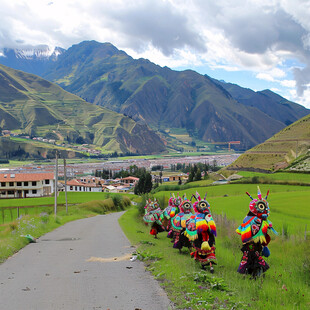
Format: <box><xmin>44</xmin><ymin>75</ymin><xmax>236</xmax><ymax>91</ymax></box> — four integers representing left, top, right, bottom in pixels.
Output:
<box><xmin>9</xmin><ymin>221</ymin><xmax>18</xmax><ymax>231</ymax></box>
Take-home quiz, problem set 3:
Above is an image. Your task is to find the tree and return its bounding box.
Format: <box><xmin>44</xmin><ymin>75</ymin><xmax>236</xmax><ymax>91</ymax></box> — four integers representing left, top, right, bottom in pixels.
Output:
<box><xmin>134</xmin><ymin>172</ymin><xmax>153</xmax><ymax>195</ymax></box>
<box><xmin>195</xmin><ymin>168</ymin><xmax>202</xmax><ymax>181</ymax></box>
<box><xmin>76</xmin><ymin>136</ymin><xmax>85</xmax><ymax>144</ymax></box>
<box><xmin>187</xmin><ymin>168</ymin><xmax>195</xmax><ymax>183</ymax></box>
<box><xmin>134</xmin><ymin>173</ymin><xmax>145</xmax><ymax>195</ymax></box>
<box><xmin>176</xmin><ymin>163</ymin><xmax>183</xmax><ymax>171</ymax></box>
<box><xmin>144</xmin><ymin>172</ymin><xmax>153</xmax><ymax>193</ymax></box>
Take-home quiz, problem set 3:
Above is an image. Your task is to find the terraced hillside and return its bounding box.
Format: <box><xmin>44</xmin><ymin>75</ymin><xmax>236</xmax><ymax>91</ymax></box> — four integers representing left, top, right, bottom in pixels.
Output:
<box><xmin>228</xmin><ymin>113</ymin><xmax>310</xmax><ymax>171</ymax></box>
<box><xmin>0</xmin><ymin>64</ymin><xmax>165</xmax><ymax>158</ymax></box>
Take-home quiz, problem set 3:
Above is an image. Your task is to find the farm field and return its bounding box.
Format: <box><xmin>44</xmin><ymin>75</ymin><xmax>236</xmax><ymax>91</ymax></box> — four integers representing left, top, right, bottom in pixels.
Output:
<box><xmin>120</xmin><ymin>181</ymin><xmax>310</xmax><ymax>309</ymax></box>
<box><xmin>236</xmin><ymin>171</ymin><xmax>310</xmax><ymax>184</ymax></box>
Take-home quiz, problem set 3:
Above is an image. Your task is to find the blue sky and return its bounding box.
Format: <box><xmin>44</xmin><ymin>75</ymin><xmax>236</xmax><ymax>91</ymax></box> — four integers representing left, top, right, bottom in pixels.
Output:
<box><xmin>1</xmin><ymin>0</ymin><xmax>310</xmax><ymax>109</ymax></box>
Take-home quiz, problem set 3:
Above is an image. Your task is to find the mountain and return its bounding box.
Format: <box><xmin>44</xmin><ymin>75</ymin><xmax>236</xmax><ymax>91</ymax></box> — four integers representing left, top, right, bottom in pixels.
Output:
<box><xmin>0</xmin><ymin>64</ymin><xmax>165</xmax><ymax>159</ymax></box>
<box><xmin>213</xmin><ymin>80</ymin><xmax>307</xmax><ymax>127</ymax></box>
<box><xmin>1</xmin><ymin>41</ymin><xmax>309</xmax><ymax>151</ymax></box>
<box><xmin>41</xmin><ymin>41</ymin><xmax>309</xmax><ymax>150</ymax></box>
<box><xmin>0</xmin><ymin>45</ymin><xmax>64</xmax><ymax>76</ymax></box>
<box><xmin>228</xmin><ymin>113</ymin><xmax>310</xmax><ymax>171</ymax></box>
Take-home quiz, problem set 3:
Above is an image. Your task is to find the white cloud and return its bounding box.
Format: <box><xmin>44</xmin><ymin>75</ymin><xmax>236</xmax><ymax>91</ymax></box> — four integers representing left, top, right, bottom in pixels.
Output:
<box><xmin>289</xmin><ymin>88</ymin><xmax>310</xmax><ymax>109</ymax></box>
<box><xmin>256</xmin><ymin>73</ymin><xmax>276</xmax><ymax>82</ymax></box>
<box><xmin>280</xmin><ymin>79</ymin><xmax>296</xmax><ymax>88</ymax></box>
<box><xmin>1</xmin><ymin>0</ymin><xmax>310</xmax><ymax>108</ymax></box>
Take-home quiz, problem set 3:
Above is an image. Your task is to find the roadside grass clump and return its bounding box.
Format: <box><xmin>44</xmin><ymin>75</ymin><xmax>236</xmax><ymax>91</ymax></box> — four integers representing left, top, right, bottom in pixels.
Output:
<box><xmin>79</xmin><ymin>195</ymin><xmax>130</xmax><ymax>214</ymax></box>
<box><xmin>190</xmin><ymin>271</ymin><xmax>229</xmax><ymax>291</ymax></box>
<box><xmin>9</xmin><ymin>221</ymin><xmax>18</xmax><ymax>231</ymax></box>
<box><xmin>135</xmin><ymin>249</ymin><xmax>163</xmax><ymax>261</ymax></box>
<box><xmin>40</xmin><ymin>212</ymin><xmax>50</xmax><ymax>224</ymax></box>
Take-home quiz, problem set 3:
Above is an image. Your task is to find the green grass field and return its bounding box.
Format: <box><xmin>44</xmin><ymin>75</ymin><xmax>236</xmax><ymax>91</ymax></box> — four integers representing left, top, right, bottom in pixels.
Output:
<box><xmin>237</xmin><ymin>171</ymin><xmax>310</xmax><ymax>184</ymax></box>
<box><xmin>0</xmin><ymin>195</ymin><xmax>131</xmax><ymax>263</ymax></box>
<box><xmin>0</xmin><ymin>192</ymin><xmax>133</xmax><ymax>224</ymax></box>
<box><xmin>120</xmin><ymin>182</ymin><xmax>310</xmax><ymax>309</ymax></box>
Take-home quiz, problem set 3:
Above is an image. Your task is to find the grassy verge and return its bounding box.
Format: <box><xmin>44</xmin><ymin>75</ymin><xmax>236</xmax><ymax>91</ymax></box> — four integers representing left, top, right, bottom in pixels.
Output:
<box><xmin>119</xmin><ymin>185</ymin><xmax>310</xmax><ymax>309</ymax></box>
<box><xmin>0</xmin><ymin>195</ymin><xmax>131</xmax><ymax>264</ymax></box>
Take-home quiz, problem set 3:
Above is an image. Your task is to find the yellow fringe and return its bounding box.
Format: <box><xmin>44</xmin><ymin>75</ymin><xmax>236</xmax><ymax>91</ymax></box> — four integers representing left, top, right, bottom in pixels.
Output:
<box><xmin>184</xmin><ymin>231</ymin><xmax>198</xmax><ymax>241</ymax></box>
<box><xmin>201</xmin><ymin>241</ymin><xmax>211</xmax><ymax>251</ymax></box>
<box><xmin>253</xmin><ymin>235</ymin><xmax>266</xmax><ymax>244</ymax></box>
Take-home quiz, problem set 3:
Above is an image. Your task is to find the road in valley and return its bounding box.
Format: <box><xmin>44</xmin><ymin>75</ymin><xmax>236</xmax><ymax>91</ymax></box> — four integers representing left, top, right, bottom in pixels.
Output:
<box><xmin>0</xmin><ymin>212</ymin><xmax>174</xmax><ymax>310</ymax></box>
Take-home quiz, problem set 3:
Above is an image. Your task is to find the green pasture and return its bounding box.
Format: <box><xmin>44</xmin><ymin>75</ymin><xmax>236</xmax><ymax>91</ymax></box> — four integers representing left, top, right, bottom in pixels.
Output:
<box><xmin>0</xmin><ymin>192</ymin><xmax>120</xmax><ymax>208</ymax></box>
<box><xmin>120</xmin><ymin>182</ymin><xmax>310</xmax><ymax>309</ymax></box>
<box><xmin>236</xmin><ymin>171</ymin><xmax>310</xmax><ymax>184</ymax></box>
<box><xmin>154</xmin><ymin>184</ymin><xmax>310</xmax><ymax>236</ymax></box>
<box><xmin>0</xmin><ymin>192</ymin><xmax>134</xmax><ymax>224</ymax></box>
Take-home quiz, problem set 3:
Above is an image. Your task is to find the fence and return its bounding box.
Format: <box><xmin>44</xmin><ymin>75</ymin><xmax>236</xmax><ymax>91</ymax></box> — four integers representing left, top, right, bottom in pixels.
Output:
<box><xmin>0</xmin><ymin>204</ymin><xmax>68</xmax><ymax>224</ymax></box>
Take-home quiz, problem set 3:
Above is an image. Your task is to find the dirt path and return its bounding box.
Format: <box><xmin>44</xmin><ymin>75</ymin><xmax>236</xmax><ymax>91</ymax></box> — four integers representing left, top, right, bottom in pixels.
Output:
<box><xmin>0</xmin><ymin>212</ymin><xmax>174</xmax><ymax>310</ymax></box>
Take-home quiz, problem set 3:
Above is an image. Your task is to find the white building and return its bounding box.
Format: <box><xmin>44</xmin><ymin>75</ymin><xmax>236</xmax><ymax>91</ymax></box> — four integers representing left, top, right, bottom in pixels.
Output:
<box><xmin>65</xmin><ymin>179</ymin><xmax>103</xmax><ymax>192</ymax></box>
<box><xmin>0</xmin><ymin>172</ymin><xmax>55</xmax><ymax>199</ymax></box>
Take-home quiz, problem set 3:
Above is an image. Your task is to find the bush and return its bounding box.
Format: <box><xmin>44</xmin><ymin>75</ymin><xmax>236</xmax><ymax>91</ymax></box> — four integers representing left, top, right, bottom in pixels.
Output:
<box><xmin>138</xmin><ymin>195</ymin><xmax>148</xmax><ymax>215</ymax></box>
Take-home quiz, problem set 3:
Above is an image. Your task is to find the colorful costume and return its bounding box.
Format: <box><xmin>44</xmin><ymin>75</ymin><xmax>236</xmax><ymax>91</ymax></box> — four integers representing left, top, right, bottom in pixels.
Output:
<box><xmin>171</xmin><ymin>197</ymin><xmax>195</xmax><ymax>251</ymax></box>
<box><xmin>236</xmin><ymin>187</ymin><xmax>277</xmax><ymax>277</ymax></box>
<box><xmin>162</xmin><ymin>193</ymin><xmax>181</xmax><ymax>234</ymax></box>
<box><xmin>186</xmin><ymin>192</ymin><xmax>217</xmax><ymax>272</ymax></box>
<box><xmin>143</xmin><ymin>199</ymin><xmax>165</xmax><ymax>238</ymax></box>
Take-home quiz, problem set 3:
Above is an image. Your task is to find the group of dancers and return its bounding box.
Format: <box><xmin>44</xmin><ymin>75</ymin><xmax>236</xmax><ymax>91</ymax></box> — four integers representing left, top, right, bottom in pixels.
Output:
<box><xmin>143</xmin><ymin>187</ymin><xmax>277</xmax><ymax>277</ymax></box>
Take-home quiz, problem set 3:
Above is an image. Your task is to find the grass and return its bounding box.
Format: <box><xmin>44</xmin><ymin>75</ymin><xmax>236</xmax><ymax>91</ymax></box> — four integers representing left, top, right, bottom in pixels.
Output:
<box><xmin>154</xmin><ymin>184</ymin><xmax>310</xmax><ymax>236</ymax></box>
<box><xmin>235</xmin><ymin>171</ymin><xmax>310</xmax><ymax>184</ymax></box>
<box><xmin>120</xmin><ymin>182</ymin><xmax>310</xmax><ymax>309</ymax></box>
<box><xmin>0</xmin><ymin>195</ymin><xmax>132</xmax><ymax>263</ymax></box>
<box><xmin>0</xmin><ymin>191</ymin><xmax>131</xmax><ymax>208</ymax></box>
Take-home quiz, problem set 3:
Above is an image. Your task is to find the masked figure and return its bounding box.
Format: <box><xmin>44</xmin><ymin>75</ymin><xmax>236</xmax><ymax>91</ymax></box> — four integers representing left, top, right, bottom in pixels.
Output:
<box><xmin>171</xmin><ymin>196</ymin><xmax>195</xmax><ymax>252</ymax></box>
<box><xmin>162</xmin><ymin>193</ymin><xmax>181</xmax><ymax>235</ymax></box>
<box><xmin>143</xmin><ymin>199</ymin><xmax>165</xmax><ymax>238</ymax></box>
<box><xmin>185</xmin><ymin>192</ymin><xmax>217</xmax><ymax>273</ymax></box>
<box><xmin>236</xmin><ymin>187</ymin><xmax>277</xmax><ymax>278</ymax></box>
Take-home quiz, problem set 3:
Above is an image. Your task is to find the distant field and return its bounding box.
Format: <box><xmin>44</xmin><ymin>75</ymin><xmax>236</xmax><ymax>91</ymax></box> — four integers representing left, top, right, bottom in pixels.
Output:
<box><xmin>237</xmin><ymin>171</ymin><xmax>310</xmax><ymax>184</ymax></box>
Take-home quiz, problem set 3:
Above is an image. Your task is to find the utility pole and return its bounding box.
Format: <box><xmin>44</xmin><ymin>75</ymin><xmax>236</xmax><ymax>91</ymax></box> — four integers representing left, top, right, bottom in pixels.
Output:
<box><xmin>54</xmin><ymin>150</ymin><xmax>58</xmax><ymax>216</ymax></box>
<box><xmin>64</xmin><ymin>158</ymin><xmax>68</xmax><ymax>214</ymax></box>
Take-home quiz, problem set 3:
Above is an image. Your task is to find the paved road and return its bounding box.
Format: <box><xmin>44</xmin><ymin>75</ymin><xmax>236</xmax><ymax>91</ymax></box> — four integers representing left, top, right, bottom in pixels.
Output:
<box><xmin>0</xmin><ymin>212</ymin><xmax>173</xmax><ymax>310</ymax></box>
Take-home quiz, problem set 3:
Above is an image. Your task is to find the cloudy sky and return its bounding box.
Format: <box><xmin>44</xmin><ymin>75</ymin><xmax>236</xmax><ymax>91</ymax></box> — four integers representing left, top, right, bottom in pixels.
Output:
<box><xmin>1</xmin><ymin>0</ymin><xmax>310</xmax><ymax>108</ymax></box>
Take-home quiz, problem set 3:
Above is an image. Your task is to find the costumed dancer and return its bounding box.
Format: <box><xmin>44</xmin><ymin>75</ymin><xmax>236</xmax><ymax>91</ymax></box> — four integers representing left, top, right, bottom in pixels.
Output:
<box><xmin>171</xmin><ymin>195</ymin><xmax>195</xmax><ymax>252</ymax></box>
<box><xmin>143</xmin><ymin>199</ymin><xmax>165</xmax><ymax>239</ymax></box>
<box><xmin>236</xmin><ymin>187</ymin><xmax>277</xmax><ymax>278</ymax></box>
<box><xmin>185</xmin><ymin>192</ymin><xmax>217</xmax><ymax>273</ymax></box>
<box><xmin>161</xmin><ymin>193</ymin><xmax>181</xmax><ymax>237</ymax></box>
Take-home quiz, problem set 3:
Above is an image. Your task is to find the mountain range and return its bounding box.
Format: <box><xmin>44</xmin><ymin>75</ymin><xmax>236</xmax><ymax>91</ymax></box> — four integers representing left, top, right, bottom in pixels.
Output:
<box><xmin>0</xmin><ymin>64</ymin><xmax>165</xmax><ymax>159</ymax></box>
<box><xmin>0</xmin><ymin>41</ymin><xmax>309</xmax><ymax>154</ymax></box>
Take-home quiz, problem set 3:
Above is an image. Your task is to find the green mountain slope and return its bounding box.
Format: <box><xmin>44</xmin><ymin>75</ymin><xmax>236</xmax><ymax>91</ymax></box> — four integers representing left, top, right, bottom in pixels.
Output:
<box><xmin>228</xmin><ymin>113</ymin><xmax>310</xmax><ymax>171</ymax></box>
<box><xmin>0</xmin><ymin>64</ymin><xmax>165</xmax><ymax>158</ymax></box>
<box><xmin>215</xmin><ymin>80</ymin><xmax>307</xmax><ymax>126</ymax></box>
<box><xmin>42</xmin><ymin>41</ymin><xmax>309</xmax><ymax>150</ymax></box>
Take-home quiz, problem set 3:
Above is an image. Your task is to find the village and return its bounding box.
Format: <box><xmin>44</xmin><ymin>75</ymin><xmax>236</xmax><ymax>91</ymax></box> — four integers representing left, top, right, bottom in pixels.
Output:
<box><xmin>0</xmin><ymin>153</ymin><xmax>239</xmax><ymax>198</ymax></box>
